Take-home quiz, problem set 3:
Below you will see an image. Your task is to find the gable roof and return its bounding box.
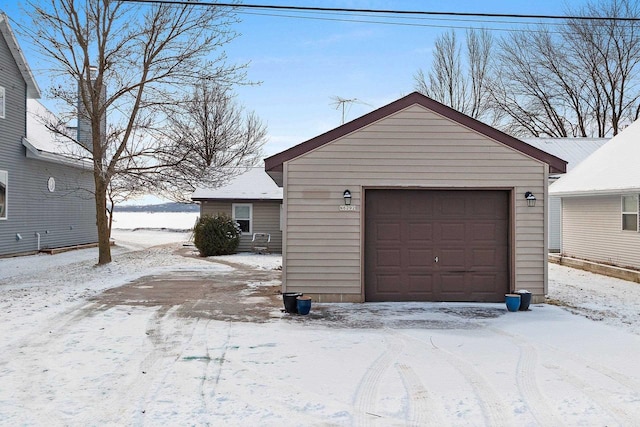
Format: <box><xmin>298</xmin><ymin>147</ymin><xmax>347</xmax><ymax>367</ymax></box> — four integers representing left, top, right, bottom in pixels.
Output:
<box><xmin>0</xmin><ymin>12</ymin><xmax>40</xmax><ymax>99</ymax></box>
<box><xmin>550</xmin><ymin>119</ymin><xmax>640</xmax><ymax>196</ymax></box>
<box><xmin>192</xmin><ymin>167</ymin><xmax>283</xmax><ymax>201</ymax></box>
<box><xmin>264</xmin><ymin>92</ymin><xmax>567</xmax><ymax>186</ymax></box>
<box><xmin>522</xmin><ymin>137</ymin><xmax>609</xmax><ymax>174</ymax></box>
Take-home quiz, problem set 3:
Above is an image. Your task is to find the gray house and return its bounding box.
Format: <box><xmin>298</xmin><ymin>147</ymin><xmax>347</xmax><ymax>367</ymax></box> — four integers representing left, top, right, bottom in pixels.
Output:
<box><xmin>0</xmin><ymin>12</ymin><xmax>97</xmax><ymax>257</ymax></box>
<box><xmin>192</xmin><ymin>167</ymin><xmax>283</xmax><ymax>253</ymax></box>
<box><xmin>550</xmin><ymin>120</ymin><xmax>640</xmax><ymax>271</ymax></box>
<box><xmin>265</xmin><ymin>92</ymin><xmax>566</xmax><ymax>304</ymax></box>
<box><xmin>524</xmin><ymin>138</ymin><xmax>609</xmax><ymax>252</ymax></box>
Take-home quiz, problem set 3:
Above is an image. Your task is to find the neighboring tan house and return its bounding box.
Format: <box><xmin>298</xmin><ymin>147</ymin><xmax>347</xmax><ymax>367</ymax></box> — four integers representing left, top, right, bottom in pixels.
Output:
<box><xmin>192</xmin><ymin>167</ymin><xmax>283</xmax><ymax>253</ymax></box>
<box><xmin>550</xmin><ymin>120</ymin><xmax>640</xmax><ymax>270</ymax></box>
<box><xmin>0</xmin><ymin>12</ymin><xmax>97</xmax><ymax>257</ymax></box>
<box><xmin>524</xmin><ymin>138</ymin><xmax>609</xmax><ymax>252</ymax></box>
<box><xmin>265</xmin><ymin>92</ymin><xmax>566</xmax><ymax>304</ymax></box>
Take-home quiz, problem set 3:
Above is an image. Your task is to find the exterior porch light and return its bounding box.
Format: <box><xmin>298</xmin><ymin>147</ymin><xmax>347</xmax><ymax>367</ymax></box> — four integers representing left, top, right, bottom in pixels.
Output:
<box><xmin>343</xmin><ymin>190</ymin><xmax>352</xmax><ymax>205</ymax></box>
<box><xmin>525</xmin><ymin>191</ymin><xmax>537</xmax><ymax>207</ymax></box>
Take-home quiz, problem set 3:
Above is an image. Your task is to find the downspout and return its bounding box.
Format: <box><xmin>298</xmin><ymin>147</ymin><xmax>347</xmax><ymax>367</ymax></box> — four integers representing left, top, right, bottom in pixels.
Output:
<box><xmin>35</xmin><ymin>232</ymin><xmax>41</xmax><ymax>251</ymax></box>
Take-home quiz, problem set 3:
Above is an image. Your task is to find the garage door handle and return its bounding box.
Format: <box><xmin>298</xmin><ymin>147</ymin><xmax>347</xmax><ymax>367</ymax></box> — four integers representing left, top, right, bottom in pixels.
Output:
<box><xmin>434</xmin><ymin>256</ymin><xmax>439</xmax><ymax>263</ymax></box>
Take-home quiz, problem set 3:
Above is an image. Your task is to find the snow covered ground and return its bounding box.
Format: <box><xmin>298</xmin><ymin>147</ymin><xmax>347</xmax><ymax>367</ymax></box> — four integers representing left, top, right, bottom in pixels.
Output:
<box><xmin>1</xmin><ymin>229</ymin><xmax>639</xmax><ymax>426</ymax></box>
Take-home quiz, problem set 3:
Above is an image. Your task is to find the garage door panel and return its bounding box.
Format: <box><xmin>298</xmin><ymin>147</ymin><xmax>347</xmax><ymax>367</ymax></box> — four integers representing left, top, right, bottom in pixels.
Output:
<box><xmin>470</xmin><ymin>222</ymin><xmax>503</xmax><ymax>241</ymax></box>
<box><xmin>407</xmin><ymin>249</ymin><xmax>434</xmax><ymax>267</ymax></box>
<box><xmin>376</xmin><ymin>249</ymin><xmax>401</xmax><ymax>267</ymax></box>
<box><xmin>440</xmin><ymin>197</ymin><xmax>465</xmax><ymax>216</ymax></box>
<box><xmin>376</xmin><ymin>223</ymin><xmax>401</xmax><ymax>241</ymax></box>
<box><xmin>470</xmin><ymin>248</ymin><xmax>499</xmax><ymax>267</ymax></box>
<box><xmin>406</xmin><ymin>222</ymin><xmax>433</xmax><ymax>241</ymax></box>
<box><xmin>408</xmin><ymin>274</ymin><xmax>434</xmax><ymax>293</ymax></box>
<box><xmin>440</xmin><ymin>223</ymin><xmax>466</xmax><ymax>242</ymax></box>
<box><xmin>375</xmin><ymin>274</ymin><xmax>402</xmax><ymax>293</ymax></box>
<box><xmin>366</xmin><ymin>189</ymin><xmax>509</xmax><ymax>302</ymax></box>
<box><xmin>439</xmin><ymin>248</ymin><xmax>466</xmax><ymax>267</ymax></box>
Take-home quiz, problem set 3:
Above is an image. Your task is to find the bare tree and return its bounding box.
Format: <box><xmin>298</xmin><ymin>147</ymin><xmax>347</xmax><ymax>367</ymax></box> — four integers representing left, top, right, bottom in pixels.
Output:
<box><xmin>493</xmin><ymin>0</ymin><xmax>640</xmax><ymax>137</ymax></box>
<box><xmin>150</xmin><ymin>83</ymin><xmax>266</xmax><ymax>202</ymax></box>
<box><xmin>567</xmin><ymin>0</ymin><xmax>640</xmax><ymax>135</ymax></box>
<box><xmin>23</xmin><ymin>0</ymin><xmax>248</xmax><ymax>264</ymax></box>
<box><xmin>414</xmin><ymin>29</ymin><xmax>493</xmax><ymax>121</ymax></box>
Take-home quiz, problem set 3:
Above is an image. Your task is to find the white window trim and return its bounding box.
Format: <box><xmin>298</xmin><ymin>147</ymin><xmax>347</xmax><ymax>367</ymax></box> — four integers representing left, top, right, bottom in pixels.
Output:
<box><xmin>621</xmin><ymin>195</ymin><xmax>639</xmax><ymax>232</ymax></box>
<box><xmin>0</xmin><ymin>170</ymin><xmax>7</xmax><ymax>220</ymax></box>
<box><xmin>232</xmin><ymin>203</ymin><xmax>253</xmax><ymax>235</ymax></box>
<box><xmin>0</xmin><ymin>86</ymin><xmax>5</xmax><ymax>119</ymax></box>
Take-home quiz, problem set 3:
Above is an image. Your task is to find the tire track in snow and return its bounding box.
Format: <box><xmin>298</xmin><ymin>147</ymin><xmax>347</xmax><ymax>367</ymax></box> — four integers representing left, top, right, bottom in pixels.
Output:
<box><xmin>546</xmin><ymin>363</ymin><xmax>637</xmax><ymax>426</ymax></box>
<box><xmin>398</xmin><ymin>332</ymin><xmax>514</xmax><ymax>427</ymax></box>
<box><xmin>490</xmin><ymin>326</ymin><xmax>640</xmax><ymax>425</ymax></box>
<box><xmin>353</xmin><ymin>332</ymin><xmax>404</xmax><ymax>426</ymax></box>
<box><xmin>514</xmin><ymin>343</ymin><xmax>562</xmax><ymax>426</ymax></box>
<box><xmin>486</xmin><ymin>327</ymin><xmax>562</xmax><ymax>425</ymax></box>
<box><xmin>396</xmin><ymin>363</ymin><xmax>441</xmax><ymax>427</ymax></box>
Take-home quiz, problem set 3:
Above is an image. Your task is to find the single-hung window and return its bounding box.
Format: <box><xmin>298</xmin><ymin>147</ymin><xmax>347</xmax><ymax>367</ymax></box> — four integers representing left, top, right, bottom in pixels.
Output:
<box><xmin>0</xmin><ymin>170</ymin><xmax>7</xmax><ymax>219</ymax></box>
<box><xmin>233</xmin><ymin>203</ymin><xmax>252</xmax><ymax>234</ymax></box>
<box><xmin>622</xmin><ymin>195</ymin><xmax>638</xmax><ymax>231</ymax></box>
<box><xmin>0</xmin><ymin>86</ymin><xmax>5</xmax><ymax>119</ymax></box>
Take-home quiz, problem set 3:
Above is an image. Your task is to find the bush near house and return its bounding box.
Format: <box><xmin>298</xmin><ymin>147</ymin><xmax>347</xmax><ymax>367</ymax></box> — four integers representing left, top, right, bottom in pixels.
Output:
<box><xmin>193</xmin><ymin>213</ymin><xmax>240</xmax><ymax>256</ymax></box>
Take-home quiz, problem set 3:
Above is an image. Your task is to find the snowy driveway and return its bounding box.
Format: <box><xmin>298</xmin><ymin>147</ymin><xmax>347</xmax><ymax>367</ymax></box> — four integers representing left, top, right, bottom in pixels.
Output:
<box><xmin>1</xmin><ymin>229</ymin><xmax>639</xmax><ymax>426</ymax></box>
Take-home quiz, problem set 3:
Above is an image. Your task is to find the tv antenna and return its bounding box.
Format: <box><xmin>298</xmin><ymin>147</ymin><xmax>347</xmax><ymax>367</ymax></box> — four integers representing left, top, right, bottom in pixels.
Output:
<box><xmin>330</xmin><ymin>96</ymin><xmax>371</xmax><ymax>124</ymax></box>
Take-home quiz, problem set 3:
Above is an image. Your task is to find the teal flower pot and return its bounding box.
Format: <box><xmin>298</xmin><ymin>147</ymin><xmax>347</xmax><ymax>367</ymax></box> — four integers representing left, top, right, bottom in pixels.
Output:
<box><xmin>505</xmin><ymin>294</ymin><xmax>521</xmax><ymax>312</ymax></box>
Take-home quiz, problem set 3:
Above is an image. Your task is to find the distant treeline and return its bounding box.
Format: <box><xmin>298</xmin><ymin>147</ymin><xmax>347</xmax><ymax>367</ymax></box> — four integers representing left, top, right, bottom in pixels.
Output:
<box><xmin>115</xmin><ymin>203</ymin><xmax>200</xmax><ymax>213</ymax></box>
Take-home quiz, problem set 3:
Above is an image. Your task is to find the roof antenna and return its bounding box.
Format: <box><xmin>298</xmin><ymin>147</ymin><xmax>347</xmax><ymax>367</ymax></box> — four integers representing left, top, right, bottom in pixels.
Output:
<box><xmin>330</xmin><ymin>96</ymin><xmax>371</xmax><ymax>124</ymax></box>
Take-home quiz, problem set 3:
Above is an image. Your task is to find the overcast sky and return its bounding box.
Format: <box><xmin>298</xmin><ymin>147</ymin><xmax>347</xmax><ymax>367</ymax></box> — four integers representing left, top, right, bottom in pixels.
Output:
<box><xmin>4</xmin><ymin>0</ymin><xmax>581</xmax><ymax>158</ymax></box>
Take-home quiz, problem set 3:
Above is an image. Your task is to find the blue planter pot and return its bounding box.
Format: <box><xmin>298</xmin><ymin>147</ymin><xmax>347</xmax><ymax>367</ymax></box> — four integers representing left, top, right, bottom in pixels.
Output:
<box><xmin>505</xmin><ymin>294</ymin><xmax>521</xmax><ymax>312</ymax></box>
<box><xmin>296</xmin><ymin>296</ymin><xmax>312</xmax><ymax>315</ymax></box>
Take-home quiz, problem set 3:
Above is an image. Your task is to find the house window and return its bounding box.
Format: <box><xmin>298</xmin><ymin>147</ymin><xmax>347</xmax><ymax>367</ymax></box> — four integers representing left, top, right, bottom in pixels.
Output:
<box><xmin>0</xmin><ymin>86</ymin><xmax>5</xmax><ymax>119</ymax></box>
<box><xmin>233</xmin><ymin>203</ymin><xmax>252</xmax><ymax>234</ymax></box>
<box><xmin>622</xmin><ymin>195</ymin><xmax>638</xmax><ymax>231</ymax></box>
<box><xmin>0</xmin><ymin>170</ymin><xmax>7</xmax><ymax>219</ymax></box>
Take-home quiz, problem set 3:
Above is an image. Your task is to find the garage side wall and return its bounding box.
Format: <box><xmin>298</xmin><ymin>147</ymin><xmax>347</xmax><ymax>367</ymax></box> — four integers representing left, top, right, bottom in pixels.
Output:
<box><xmin>562</xmin><ymin>195</ymin><xmax>640</xmax><ymax>270</ymax></box>
<box><xmin>283</xmin><ymin>105</ymin><xmax>547</xmax><ymax>302</ymax></box>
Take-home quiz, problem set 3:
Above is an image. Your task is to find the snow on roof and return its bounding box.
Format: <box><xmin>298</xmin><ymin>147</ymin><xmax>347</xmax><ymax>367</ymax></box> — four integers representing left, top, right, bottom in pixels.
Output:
<box><xmin>23</xmin><ymin>99</ymin><xmax>91</xmax><ymax>168</ymax></box>
<box><xmin>522</xmin><ymin>137</ymin><xmax>609</xmax><ymax>174</ymax></box>
<box><xmin>550</xmin><ymin>120</ymin><xmax>640</xmax><ymax>196</ymax></box>
<box><xmin>192</xmin><ymin>167</ymin><xmax>283</xmax><ymax>201</ymax></box>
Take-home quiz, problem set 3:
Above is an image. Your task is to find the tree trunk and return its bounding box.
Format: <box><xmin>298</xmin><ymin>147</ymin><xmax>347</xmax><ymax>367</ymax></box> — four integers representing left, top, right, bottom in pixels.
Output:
<box><xmin>94</xmin><ymin>176</ymin><xmax>112</xmax><ymax>264</ymax></box>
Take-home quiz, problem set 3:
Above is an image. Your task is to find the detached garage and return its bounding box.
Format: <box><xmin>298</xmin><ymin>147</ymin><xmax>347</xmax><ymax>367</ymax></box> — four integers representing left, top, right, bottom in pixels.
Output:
<box><xmin>265</xmin><ymin>92</ymin><xmax>566</xmax><ymax>304</ymax></box>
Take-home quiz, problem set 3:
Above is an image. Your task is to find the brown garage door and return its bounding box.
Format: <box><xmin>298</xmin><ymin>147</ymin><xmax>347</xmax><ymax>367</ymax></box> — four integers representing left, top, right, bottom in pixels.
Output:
<box><xmin>365</xmin><ymin>189</ymin><xmax>509</xmax><ymax>302</ymax></box>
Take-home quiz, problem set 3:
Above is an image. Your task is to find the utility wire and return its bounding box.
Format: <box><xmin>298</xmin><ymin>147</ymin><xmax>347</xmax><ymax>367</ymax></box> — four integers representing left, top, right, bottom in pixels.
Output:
<box><xmin>120</xmin><ymin>0</ymin><xmax>640</xmax><ymax>22</ymax></box>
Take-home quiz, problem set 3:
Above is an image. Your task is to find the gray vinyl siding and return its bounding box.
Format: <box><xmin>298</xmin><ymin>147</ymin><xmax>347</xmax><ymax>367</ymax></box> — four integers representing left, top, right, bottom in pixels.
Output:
<box><xmin>0</xmin><ymin>30</ymin><xmax>97</xmax><ymax>257</ymax></box>
<box><xmin>562</xmin><ymin>195</ymin><xmax>640</xmax><ymax>270</ymax></box>
<box><xmin>283</xmin><ymin>105</ymin><xmax>548</xmax><ymax>299</ymax></box>
<box><xmin>549</xmin><ymin>195</ymin><xmax>562</xmax><ymax>252</ymax></box>
<box><xmin>200</xmin><ymin>200</ymin><xmax>282</xmax><ymax>253</ymax></box>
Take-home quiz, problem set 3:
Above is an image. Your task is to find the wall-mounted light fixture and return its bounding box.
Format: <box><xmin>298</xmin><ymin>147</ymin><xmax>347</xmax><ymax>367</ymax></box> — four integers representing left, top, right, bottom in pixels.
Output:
<box><xmin>525</xmin><ymin>191</ymin><xmax>537</xmax><ymax>207</ymax></box>
<box><xmin>343</xmin><ymin>190</ymin><xmax>352</xmax><ymax>206</ymax></box>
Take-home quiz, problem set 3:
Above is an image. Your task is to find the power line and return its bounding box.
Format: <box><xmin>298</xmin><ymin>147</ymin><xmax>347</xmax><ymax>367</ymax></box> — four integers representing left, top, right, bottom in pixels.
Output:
<box><xmin>120</xmin><ymin>0</ymin><xmax>640</xmax><ymax>22</ymax></box>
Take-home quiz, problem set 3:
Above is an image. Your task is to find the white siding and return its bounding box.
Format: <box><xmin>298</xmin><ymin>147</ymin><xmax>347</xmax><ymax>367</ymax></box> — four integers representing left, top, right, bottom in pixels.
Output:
<box><xmin>549</xmin><ymin>195</ymin><xmax>562</xmax><ymax>252</ymax></box>
<box><xmin>562</xmin><ymin>195</ymin><xmax>640</xmax><ymax>270</ymax></box>
<box><xmin>283</xmin><ymin>105</ymin><xmax>548</xmax><ymax>300</ymax></box>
